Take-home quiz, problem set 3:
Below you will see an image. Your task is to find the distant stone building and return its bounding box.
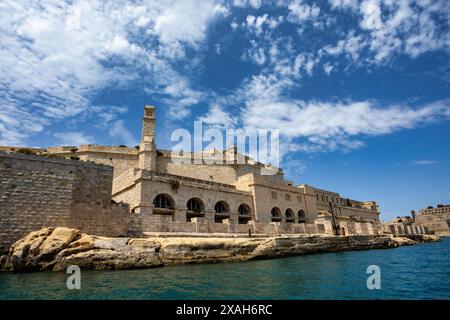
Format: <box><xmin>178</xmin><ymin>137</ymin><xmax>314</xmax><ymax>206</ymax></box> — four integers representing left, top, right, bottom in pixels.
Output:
<box><xmin>415</xmin><ymin>205</ymin><xmax>450</xmax><ymax>236</ymax></box>
<box><xmin>381</xmin><ymin>216</ymin><xmax>428</xmax><ymax>236</ymax></box>
<box><xmin>45</xmin><ymin>105</ymin><xmax>382</xmax><ymax>236</ymax></box>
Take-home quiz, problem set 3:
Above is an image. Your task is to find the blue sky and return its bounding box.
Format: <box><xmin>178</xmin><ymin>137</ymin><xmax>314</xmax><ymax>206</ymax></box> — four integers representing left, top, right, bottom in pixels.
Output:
<box><xmin>0</xmin><ymin>0</ymin><xmax>449</xmax><ymax>221</ymax></box>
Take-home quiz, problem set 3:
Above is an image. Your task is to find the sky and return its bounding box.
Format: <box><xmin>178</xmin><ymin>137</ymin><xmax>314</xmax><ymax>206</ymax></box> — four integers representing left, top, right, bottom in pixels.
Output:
<box><xmin>0</xmin><ymin>0</ymin><xmax>449</xmax><ymax>221</ymax></box>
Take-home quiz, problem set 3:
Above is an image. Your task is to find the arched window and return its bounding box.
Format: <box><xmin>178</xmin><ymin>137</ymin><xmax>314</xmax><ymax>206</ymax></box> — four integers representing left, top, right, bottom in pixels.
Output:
<box><xmin>298</xmin><ymin>209</ymin><xmax>307</xmax><ymax>223</ymax></box>
<box><xmin>238</xmin><ymin>204</ymin><xmax>252</xmax><ymax>224</ymax></box>
<box><xmin>186</xmin><ymin>198</ymin><xmax>205</xmax><ymax>222</ymax></box>
<box><xmin>285</xmin><ymin>208</ymin><xmax>295</xmax><ymax>222</ymax></box>
<box><xmin>214</xmin><ymin>201</ymin><xmax>230</xmax><ymax>214</ymax></box>
<box><xmin>271</xmin><ymin>207</ymin><xmax>282</xmax><ymax>222</ymax></box>
<box><xmin>187</xmin><ymin>198</ymin><xmax>204</xmax><ymax>212</ymax></box>
<box><xmin>153</xmin><ymin>194</ymin><xmax>174</xmax><ymax>210</ymax></box>
<box><xmin>238</xmin><ymin>204</ymin><xmax>251</xmax><ymax>215</ymax></box>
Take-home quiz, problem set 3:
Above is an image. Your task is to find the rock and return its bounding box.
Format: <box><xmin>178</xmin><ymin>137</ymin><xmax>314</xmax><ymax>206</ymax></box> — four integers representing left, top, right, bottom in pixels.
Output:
<box><xmin>39</xmin><ymin>227</ymin><xmax>79</xmax><ymax>259</ymax></box>
<box><xmin>93</xmin><ymin>237</ymin><xmax>129</xmax><ymax>250</ymax></box>
<box><xmin>0</xmin><ymin>227</ymin><xmax>441</xmax><ymax>272</ymax></box>
<box><xmin>392</xmin><ymin>236</ymin><xmax>417</xmax><ymax>246</ymax></box>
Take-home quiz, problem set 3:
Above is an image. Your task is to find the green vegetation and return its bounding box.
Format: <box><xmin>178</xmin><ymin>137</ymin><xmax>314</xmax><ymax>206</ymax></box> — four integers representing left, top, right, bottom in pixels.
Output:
<box><xmin>169</xmin><ymin>179</ymin><xmax>180</xmax><ymax>191</ymax></box>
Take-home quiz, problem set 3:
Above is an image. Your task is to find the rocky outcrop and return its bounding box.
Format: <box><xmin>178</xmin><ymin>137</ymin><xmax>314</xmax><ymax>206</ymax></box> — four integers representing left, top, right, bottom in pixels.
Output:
<box><xmin>390</xmin><ymin>234</ymin><xmax>440</xmax><ymax>246</ymax></box>
<box><xmin>0</xmin><ymin>227</ymin><xmax>441</xmax><ymax>272</ymax></box>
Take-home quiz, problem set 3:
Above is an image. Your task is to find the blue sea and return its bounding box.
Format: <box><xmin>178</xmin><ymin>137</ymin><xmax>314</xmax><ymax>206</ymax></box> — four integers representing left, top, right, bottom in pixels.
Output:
<box><xmin>1</xmin><ymin>238</ymin><xmax>449</xmax><ymax>300</ymax></box>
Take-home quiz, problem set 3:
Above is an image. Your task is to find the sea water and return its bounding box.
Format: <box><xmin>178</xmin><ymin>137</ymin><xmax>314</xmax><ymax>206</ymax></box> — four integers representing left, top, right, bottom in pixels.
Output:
<box><xmin>1</xmin><ymin>238</ymin><xmax>449</xmax><ymax>300</ymax></box>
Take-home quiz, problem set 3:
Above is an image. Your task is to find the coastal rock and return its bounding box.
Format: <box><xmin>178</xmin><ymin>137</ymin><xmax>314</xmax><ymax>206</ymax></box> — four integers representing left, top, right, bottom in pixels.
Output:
<box><xmin>392</xmin><ymin>234</ymin><xmax>440</xmax><ymax>246</ymax></box>
<box><xmin>39</xmin><ymin>227</ymin><xmax>79</xmax><ymax>259</ymax></box>
<box><xmin>0</xmin><ymin>227</ymin><xmax>441</xmax><ymax>272</ymax></box>
<box><xmin>2</xmin><ymin>227</ymin><xmax>78</xmax><ymax>271</ymax></box>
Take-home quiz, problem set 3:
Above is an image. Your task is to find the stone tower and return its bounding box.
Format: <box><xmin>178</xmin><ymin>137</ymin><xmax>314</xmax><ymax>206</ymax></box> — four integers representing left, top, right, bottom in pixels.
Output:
<box><xmin>138</xmin><ymin>105</ymin><xmax>157</xmax><ymax>171</ymax></box>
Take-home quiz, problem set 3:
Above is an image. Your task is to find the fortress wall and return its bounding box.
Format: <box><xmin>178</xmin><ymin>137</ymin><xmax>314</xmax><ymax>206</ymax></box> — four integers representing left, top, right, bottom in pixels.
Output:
<box><xmin>78</xmin><ymin>153</ymin><xmax>138</xmax><ymax>178</ymax></box>
<box><xmin>250</xmin><ymin>183</ymin><xmax>311</xmax><ymax>224</ymax></box>
<box><xmin>415</xmin><ymin>211</ymin><xmax>450</xmax><ymax>234</ymax></box>
<box><xmin>156</xmin><ymin>156</ymin><xmax>238</xmax><ymax>185</ymax></box>
<box><xmin>0</xmin><ymin>152</ymin><xmax>129</xmax><ymax>254</ymax></box>
<box><xmin>338</xmin><ymin>206</ymin><xmax>380</xmax><ymax>222</ymax></box>
<box><xmin>139</xmin><ymin>178</ymin><xmax>254</xmax><ymax>215</ymax></box>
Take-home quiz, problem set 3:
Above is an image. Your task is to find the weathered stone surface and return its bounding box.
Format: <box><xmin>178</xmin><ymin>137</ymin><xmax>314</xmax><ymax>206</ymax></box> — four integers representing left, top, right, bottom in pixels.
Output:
<box><xmin>0</xmin><ymin>228</ymin><xmax>440</xmax><ymax>272</ymax></box>
<box><xmin>391</xmin><ymin>234</ymin><xmax>440</xmax><ymax>246</ymax></box>
<box><xmin>39</xmin><ymin>227</ymin><xmax>79</xmax><ymax>259</ymax></box>
<box><xmin>0</xmin><ymin>151</ymin><xmax>130</xmax><ymax>255</ymax></box>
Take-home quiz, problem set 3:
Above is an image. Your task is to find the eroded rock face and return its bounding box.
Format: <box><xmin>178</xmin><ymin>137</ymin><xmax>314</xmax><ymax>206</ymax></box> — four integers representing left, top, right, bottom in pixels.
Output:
<box><xmin>0</xmin><ymin>228</ymin><xmax>440</xmax><ymax>272</ymax></box>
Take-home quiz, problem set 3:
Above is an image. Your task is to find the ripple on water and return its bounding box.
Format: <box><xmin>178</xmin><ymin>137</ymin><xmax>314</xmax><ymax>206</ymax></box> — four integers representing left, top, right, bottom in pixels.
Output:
<box><xmin>0</xmin><ymin>238</ymin><xmax>449</xmax><ymax>300</ymax></box>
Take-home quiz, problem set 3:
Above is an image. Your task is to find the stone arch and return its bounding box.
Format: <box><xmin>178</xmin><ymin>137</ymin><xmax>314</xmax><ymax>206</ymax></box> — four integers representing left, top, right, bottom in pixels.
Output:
<box><xmin>214</xmin><ymin>200</ymin><xmax>230</xmax><ymax>223</ymax></box>
<box><xmin>186</xmin><ymin>197</ymin><xmax>205</xmax><ymax>222</ymax></box>
<box><xmin>153</xmin><ymin>194</ymin><xmax>175</xmax><ymax>214</ymax></box>
<box><xmin>238</xmin><ymin>203</ymin><xmax>251</xmax><ymax>215</ymax></box>
<box><xmin>298</xmin><ymin>209</ymin><xmax>307</xmax><ymax>223</ymax></box>
<box><xmin>238</xmin><ymin>203</ymin><xmax>252</xmax><ymax>224</ymax></box>
<box><xmin>285</xmin><ymin>208</ymin><xmax>295</xmax><ymax>223</ymax></box>
<box><xmin>214</xmin><ymin>201</ymin><xmax>230</xmax><ymax>214</ymax></box>
<box><xmin>271</xmin><ymin>207</ymin><xmax>282</xmax><ymax>222</ymax></box>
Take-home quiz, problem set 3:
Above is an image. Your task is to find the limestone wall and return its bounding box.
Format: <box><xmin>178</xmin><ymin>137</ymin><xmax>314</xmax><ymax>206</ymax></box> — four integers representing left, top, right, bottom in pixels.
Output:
<box><xmin>236</xmin><ymin>174</ymin><xmax>317</xmax><ymax>224</ymax></box>
<box><xmin>338</xmin><ymin>206</ymin><xmax>380</xmax><ymax>222</ymax></box>
<box><xmin>415</xmin><ymin>209</ymin><xmax>450</xmax><ymax>235</ymax></box>
<box><xmin>78</xmin><ymin>153</ymin><xmax>138</xmax><ymax>178</ymax></box>
<box><xmin>156</xmin><ymin>155</ymin><xmax>239</xmax><ymax>185</ymax></box>
<box><xmin>381</xmin><ymin>222</ymin><xmax>428</xmax><ymax>235</ymax></box>
<box><xmin>0</xmin><ymin>152</ymin><xmax>129</xmax><ymax>254</ymax></box>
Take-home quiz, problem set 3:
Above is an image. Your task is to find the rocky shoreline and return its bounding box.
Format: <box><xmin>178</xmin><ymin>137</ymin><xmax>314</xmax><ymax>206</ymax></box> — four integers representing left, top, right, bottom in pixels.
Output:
<box><xmin>0</xmin><ymin>227</ymin><xmax>441</xmax><ymax>272</ymax></box>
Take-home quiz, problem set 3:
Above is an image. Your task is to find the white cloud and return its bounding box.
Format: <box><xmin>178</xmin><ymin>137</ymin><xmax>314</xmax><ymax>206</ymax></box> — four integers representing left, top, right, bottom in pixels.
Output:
<box><xmin>328</xmin><ymin>0</ymin><xmax>358</xmax><ymax>10</ymax></box>
<box><xmin>244</xmin><ymin>14</ymin><xmax>283</xmax><ymax>35</ymax></box>
<box><xmin>0</xmin><ymin>0</ymin><xmax>225</xmax><ymax>146</ymax></box>
<box><xmin>240</xmin><ymin>98</ymin><xmax>450</xmax><ymax>153</ymax></box>
<box><xmin>154</xmin><ymin>0</ymin><xmax>229</xmax><ymax>46</ymax></box>
<box><xmin>360</xmin><ymin>0</ymin><xmax>383</xmax><ymax>30</ymax></box>
<box><xmin>288</xmin><ymin>0</ymin><xmax>321</xmax><ymax>23</ymax></box>
<box><xmin>323</xmin><ymin>31</ymin><xmax>367</xmax><ymax>61</ymax></box>
<box><xmin>233</xmin><ymin>0</ymin><xmax>262</xmax><ymax>9</ymax></box>
<box><xmin>324</xmin><ymin>0</ymin><xmax>449</xmax><ymax>64</ymax></box>
<box><xmin>198</xmin><ymin>104</ymin><xmax>237</xmax><ymax>127</ymax></box>
<box><xmin>108</xmin><ymin>120</ymin><xmax>137</xmax><ymax>147</ymax></box>
<box><xmin>214</xmin><ymin>43</ymin><xmax>222</xmax><ymax>54</ymax></box>
<box><xmin>231</xmin><ymin>19</ymin><xmax>239</xmax><ymax>30</ymax></box>
<box><xmin>323</xmin><ymin>63</ymin><xmax>334</xmax><ymax>75</ymax></box>
<box><xmin>304</xmin><ymin>57</ymin><xmax>317</xmax><ymax>76</ymax></box>
<box><xmin>412</xmin><ymin>160</ymin><xmax>439</xmax><ymax>165</ymax></box>
<box><xmin>53</xmin><ymin>132</ymin><xmax>93</xmax><ymax>146</ymax></box>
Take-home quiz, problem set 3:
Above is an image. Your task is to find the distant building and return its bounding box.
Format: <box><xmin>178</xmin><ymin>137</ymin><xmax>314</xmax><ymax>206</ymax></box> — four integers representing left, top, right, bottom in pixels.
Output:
<box><xmin>381</xmin><ymin>216</ymin><xmax>428</xmax><ymax>236</ymax></box>
<box><xmin>415</xmin><ymin>205</ymin><xmax>450</xmax><ymax>236</ymax></box>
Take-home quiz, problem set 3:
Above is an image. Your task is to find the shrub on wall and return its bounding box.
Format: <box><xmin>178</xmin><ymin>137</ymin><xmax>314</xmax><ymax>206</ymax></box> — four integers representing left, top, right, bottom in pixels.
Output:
<box><xmin>170</xmin><ymin>179</ymin><xmax>180</xmax><ymax>191</ymax></box>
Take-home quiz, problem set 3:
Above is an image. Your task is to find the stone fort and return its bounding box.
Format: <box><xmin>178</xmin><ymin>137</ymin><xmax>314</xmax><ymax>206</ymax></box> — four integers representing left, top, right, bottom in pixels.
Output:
<box><xmin>1</xmin><ymin>105</ymin><xmax>384</xmax><ymax>253</ymax></box>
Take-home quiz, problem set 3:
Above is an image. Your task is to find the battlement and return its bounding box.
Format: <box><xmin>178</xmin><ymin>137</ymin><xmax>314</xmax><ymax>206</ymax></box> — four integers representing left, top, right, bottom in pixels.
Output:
<box><xmin>78</xmin><ymin>144</ymin><xmax>139</xmax><ymax>155</ymax></box>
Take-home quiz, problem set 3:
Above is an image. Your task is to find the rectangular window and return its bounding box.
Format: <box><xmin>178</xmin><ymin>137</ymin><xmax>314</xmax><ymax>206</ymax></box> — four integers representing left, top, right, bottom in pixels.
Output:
<box><xmin>285</xmin><ymin>193</ymin><xmax>291</xmax><ymax>201</ymax></box>
<box><xmin>297</xmin><ymin>196</ymin><xmax>302</xmax><ymax>203</ymax></box>
<box><xmin>271</xmin><ymin>191</ymin><xmax>278</xmax><ymax>199</ymax></box>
